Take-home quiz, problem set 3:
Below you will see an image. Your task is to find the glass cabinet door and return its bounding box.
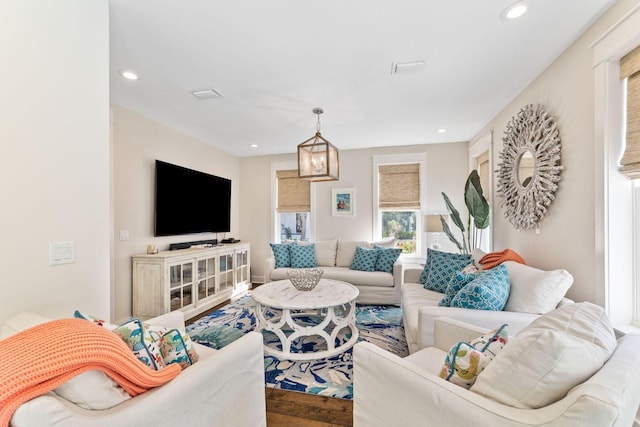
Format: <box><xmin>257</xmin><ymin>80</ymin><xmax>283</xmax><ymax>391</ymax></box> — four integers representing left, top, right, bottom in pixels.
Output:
<box><xmin>236</xmin><ymin>249</ymin><xmax>249</xmax><ymax>284</ymax></box>
<box><xmin>169</xmin><ymin>261</ymin><xmax>194</xmax><ymax>311</ymax></box>
<box><xmin>219</xmin><ymin>253</ymin><xmax>234</xmax><ymax>291</ymax></box>
<box><xmin>197</xmin><ymin>257</ymin><xmax>216</xmax><ymax>302</ymax></box>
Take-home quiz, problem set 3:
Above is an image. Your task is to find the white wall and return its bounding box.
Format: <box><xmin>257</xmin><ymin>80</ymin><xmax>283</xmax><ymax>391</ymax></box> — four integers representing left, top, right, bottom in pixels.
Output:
<box><xmin>469</xmin><ymin>0</ymin><xmax>640</xmax><ymax>304</ymax></box>
<box><xmin>240</xmin><ymin>142</ymin><xmax>469</xmax><ymax>282</ymax></box>
<box><xmin>0</xmin><ymin>0</ymin><xmax>110</xmax><ymax>325</ymax></box>
<box><xmin>112</xmin><ymin>106</ymin><xmax>241</xmax><ymax>322</ymax></box>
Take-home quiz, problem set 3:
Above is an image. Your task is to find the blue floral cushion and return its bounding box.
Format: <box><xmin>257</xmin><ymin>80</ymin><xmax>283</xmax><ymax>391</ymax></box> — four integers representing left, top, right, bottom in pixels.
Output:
<box><xmin>350</xmin><ymin>246</ymin><xmax>380</xmax><ymax>272</ymax></box>
<box><xmin>270</xmin><ymin>242</ymin><xmax>294</xmax><ymax>268</ymax></box>
<box><xmin>439</xmin><ymin>270</ymin><xmax>478</xmax><ymax>307</ymax></box>
<box><xmin>290</xmin><ymin>243</ymin><xmax>317</xmax><ymax>268</ymax></box>
<box><xmin>422</xmin><ymin>249</ymin><xmax>472</xmax><ymax>293</ymax></box>
<box><xmin>374</xmin><ymin>245</ymin><xmax>402</xmax><ymax>273</ymax></box>
<box><xmin>450</xmin><ymin>264</ymin><xmax>511</xmax><ymax>311</ymax></box>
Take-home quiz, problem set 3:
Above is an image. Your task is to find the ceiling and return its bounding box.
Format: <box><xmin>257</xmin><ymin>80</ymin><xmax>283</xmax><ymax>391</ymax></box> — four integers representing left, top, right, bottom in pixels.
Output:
<box><xmin>109</xmin><ymin>0</ymin><xmax>615</xmax><ymax>158</ymax></box>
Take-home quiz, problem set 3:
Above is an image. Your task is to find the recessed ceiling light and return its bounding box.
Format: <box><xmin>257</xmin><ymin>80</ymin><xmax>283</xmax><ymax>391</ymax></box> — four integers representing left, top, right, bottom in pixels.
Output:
<box><xmin>391</xmin><ymin>60</ymin><xmax>426</xmax><ymax>74</ymax></box>
<box><xmin>191</xmin><ymin>89</ymin><xmax>223</xmax><ymax>99</ymax></box>
<box><xmin>119</xmin><ymin>70</ymin><xmax>139</xmax><ymax>80</ymax></box>
<box><xmin>501</xmin><ymin>1</ymin><xmax>529</xmax><ymax>20</ymax></box>
<box><xmin>249</xmin><ymin>144</ymin><xmax>258</xmax><ymax>148</ymax></box>
<box><xmin>437</xmin><ymin>128</ymin><xmax>447</xmax><ymax>134</ymax></box>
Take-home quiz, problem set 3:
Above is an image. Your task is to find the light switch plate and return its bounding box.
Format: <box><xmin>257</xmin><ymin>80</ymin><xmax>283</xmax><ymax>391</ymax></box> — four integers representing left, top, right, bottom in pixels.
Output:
<box><xmin>49</xmin><ymin>241</ymin><xmax>75</xmax><ymax>266</ymax></box>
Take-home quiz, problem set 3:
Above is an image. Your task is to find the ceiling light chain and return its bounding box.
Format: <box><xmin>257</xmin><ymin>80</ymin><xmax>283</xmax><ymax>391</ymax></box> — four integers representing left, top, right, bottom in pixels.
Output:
<box><xmin>314</xmin><ymin>107</ymin><xmax>323</xmax><ymax>133</ymax></box>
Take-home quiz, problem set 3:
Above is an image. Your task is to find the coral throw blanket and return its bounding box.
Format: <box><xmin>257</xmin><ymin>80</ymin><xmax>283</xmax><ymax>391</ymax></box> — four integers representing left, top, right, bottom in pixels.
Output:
<box><xmin>0</xmin><ymin>318</ymin><xmax>181</xmax><ymax>426</ymax></box>
<box><xmin>479</xmin><ymin>249</ymin><xmax>526</xmax><ymax>270</ymax></box>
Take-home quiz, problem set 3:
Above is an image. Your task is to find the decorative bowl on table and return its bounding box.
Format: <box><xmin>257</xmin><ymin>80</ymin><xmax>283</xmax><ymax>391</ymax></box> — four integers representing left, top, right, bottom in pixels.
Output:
<box><xmin>287</xmin><ymin>268</ymin><xmax>323</xmax><ymax>291</ymax></box>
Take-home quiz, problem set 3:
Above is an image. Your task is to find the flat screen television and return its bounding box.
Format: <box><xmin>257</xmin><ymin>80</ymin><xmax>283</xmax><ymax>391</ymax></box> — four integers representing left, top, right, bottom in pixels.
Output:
<box><xmin>154</xmin><ymin>160</ymin><xmax>231</xmax><ymax>236</ymax></box>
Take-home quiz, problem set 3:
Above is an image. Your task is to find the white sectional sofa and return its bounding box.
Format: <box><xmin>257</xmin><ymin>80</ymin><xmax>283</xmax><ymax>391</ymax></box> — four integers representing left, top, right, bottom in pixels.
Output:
<box><xmin>400</xmin><ymin>254</ymin><xmax>574</xmax><ymax>354</ymax></box>
<box><xmin>2</xmin><ymin>311</ymin><xmax>267</xmax><ymax>427</ymax></box>
<box><xmin>264</xmin><ymin>238</ymin><xmax>402</xmax><ymax>305</ymax></box>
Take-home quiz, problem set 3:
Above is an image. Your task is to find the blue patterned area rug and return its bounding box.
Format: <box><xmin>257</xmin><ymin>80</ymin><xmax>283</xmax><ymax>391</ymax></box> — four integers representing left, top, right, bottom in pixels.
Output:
<box><xmin>186</xmin><ymin>292</ymin><xmax>408</xmax><ymax>399</ymax></box>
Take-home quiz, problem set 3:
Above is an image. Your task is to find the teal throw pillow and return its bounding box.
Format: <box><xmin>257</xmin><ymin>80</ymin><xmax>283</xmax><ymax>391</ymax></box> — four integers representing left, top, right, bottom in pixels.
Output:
<box><xmin>374</xmin><ymin>245</ymin><xmax>402</xmax><ymax>273</ymax></box>
<box><xmin>270</xmin><ymin>242</ymin><xmax>294</xmax><ymax>268</ymax></box>
<box><xmin>350</xmin><ymin>246</ymin><xmax>380</xmax><ymax>272</ymax></box>
<box><xmin>450</xmin><ymin>264</ymin><xmax>510</xmax><ymax>311</ymax></box>
<box><xmin>290</xmin><ymin>243</ymin><xmax>317</xmax><ymax>268</ymax></box>
<box><xmin>423</xmin><ymin>249</ymin><xmax>472</xmax><ymax>293</ymax></box>
<box><xmin>439</xmin><ymin>269</ymin><xmax>478</xmax><ymax>307</ymax></box>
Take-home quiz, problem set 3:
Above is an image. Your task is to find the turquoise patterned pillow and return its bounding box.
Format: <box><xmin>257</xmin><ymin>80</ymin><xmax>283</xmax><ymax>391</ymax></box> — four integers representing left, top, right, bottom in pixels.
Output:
<box><xmin>350</xmin><ymin>246</ymin><xmax>380</xmax><ymax>272</ymax></box>
<box><xmin>270</xmin><ymin>242</ymin><xmax>294</xmax><ymax>268</ymax></box>
<box><xmin>290</xmin><ymin>243</ymin><xmax>317</xmax><ymax>268</ymax></box>
<box><xmin>419</xmin><ymin>249</ymin><xmax>472</xmax><ymax>285</ymax></box>
<box><xmin>450</xmin><ymin>264</ymin><xmax>511</xmax><ymax>311</ymax></box>
<box><xmin>374</xmin><ymin>245</ymin><xmax>402</xmax><ymax>273</ymax></box>
<box><xmin>423</xmin><ymin>250</ymin><xmax>472</xmax><ymax>293</ymax></box>
<box><xmin>155</xmin><ymin>328</ymin><xmax>199</xmax><ymax>369</ymax></box>
<box><xmin>111</xmin><ymin>318</ymin><xmax>165</xmax><ymax>370</ymax></box>
<box><xmin>439</xmin><ymin>269</ymin><xmax>478</xmax><ymax>307</ymax></box>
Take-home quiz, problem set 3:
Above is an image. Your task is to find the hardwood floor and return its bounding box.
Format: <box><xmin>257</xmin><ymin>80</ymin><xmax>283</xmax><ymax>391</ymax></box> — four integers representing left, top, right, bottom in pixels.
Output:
<box><xmin>185</xmin><ymin>291</ymin><xmax>354</xmax><ymax>426</ymax></box>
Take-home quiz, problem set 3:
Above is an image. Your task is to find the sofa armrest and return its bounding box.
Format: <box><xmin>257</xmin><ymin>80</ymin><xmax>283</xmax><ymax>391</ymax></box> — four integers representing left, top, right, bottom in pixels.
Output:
<box><xmin>401</xmin><ymin>263</ymin><xmax>424</xmax><ymax>284</ymax></box>
<box><xmin>146</xmin><ymin>310</ymin><xmax>186</xmax><ymax>332</ymax></box>
<box><xmin>417</xmin><ymin>306</ymin><xmax>539</xmax><ymax>350</ymax></box>
<box><xmin>264</xmin><ymin>256</ymin><xmax>275</xmax><ymax>284</ymax></box>
<box><xmin>433</xmin><ymin>317</ymin><xmax>491</xmax><ymax>352</ymax></box>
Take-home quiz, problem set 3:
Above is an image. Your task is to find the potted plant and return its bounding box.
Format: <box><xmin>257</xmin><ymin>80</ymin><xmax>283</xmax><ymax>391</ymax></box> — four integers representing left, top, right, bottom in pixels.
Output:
<box><xmin>440</xmin><ymin>170</ymin><xmax>490</xmax><ymax>254</ymax></box>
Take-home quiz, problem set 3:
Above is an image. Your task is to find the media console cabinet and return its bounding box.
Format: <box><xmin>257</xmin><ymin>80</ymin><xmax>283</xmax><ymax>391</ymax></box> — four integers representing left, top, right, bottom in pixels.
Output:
<box><xmin>132</xmin><ymin>242</ymin><xmax>250</xmax><ymax>320</ymax></box>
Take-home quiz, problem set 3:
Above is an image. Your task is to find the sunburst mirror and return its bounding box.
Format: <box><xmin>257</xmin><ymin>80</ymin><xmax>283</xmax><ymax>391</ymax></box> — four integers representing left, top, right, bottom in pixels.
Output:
<box><xmin>496</xmin><ymin>104</ymin><xmax>563</xmax><ymax>231</ymax></box>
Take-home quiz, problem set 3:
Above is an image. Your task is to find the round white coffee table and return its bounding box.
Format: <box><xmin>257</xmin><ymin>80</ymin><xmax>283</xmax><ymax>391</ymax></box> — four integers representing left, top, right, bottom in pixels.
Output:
<box><xmin>251</xmin><ymin>278</ymin><xmax>359</xmax><ymax>360</ymax></box>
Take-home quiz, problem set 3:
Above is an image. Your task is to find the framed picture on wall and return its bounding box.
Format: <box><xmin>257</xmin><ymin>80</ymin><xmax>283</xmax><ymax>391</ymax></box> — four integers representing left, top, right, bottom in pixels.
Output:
<box><xmin>332</xmin><ymin>188</ymin><xmax>355</xmax><ymax>217</ymax></box>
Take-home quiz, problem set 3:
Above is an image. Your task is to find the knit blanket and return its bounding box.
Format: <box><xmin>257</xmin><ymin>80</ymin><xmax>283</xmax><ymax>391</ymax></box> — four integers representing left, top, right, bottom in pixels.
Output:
<box><xmin>479</xmin><ymin>249</ymin><xmax>526</xmax><ymax>270</ymax></box>
<box><xmin>0</xmin><ymin>318</ymin><xmax>181</xmax><ymax>426</ymax></box>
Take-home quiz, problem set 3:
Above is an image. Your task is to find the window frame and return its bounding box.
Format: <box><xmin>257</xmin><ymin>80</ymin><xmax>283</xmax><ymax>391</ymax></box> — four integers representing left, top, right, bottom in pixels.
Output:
<box><xmin>592</xmin><ymin>6</ymin><xmax>640</xmax><ymax>326</ymax></box>
<box><xmin>270</xmin><ymin>161</ymin><xmax>316</xmax><ymax>243</ymax></box>
<box><xmin>372</xmin><ymin>153</ymin><xmax>427</xmax><ymax>258</ymax></box>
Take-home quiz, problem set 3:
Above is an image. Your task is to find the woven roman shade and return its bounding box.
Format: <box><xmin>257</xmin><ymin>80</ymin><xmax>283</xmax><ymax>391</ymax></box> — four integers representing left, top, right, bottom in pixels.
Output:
<box><xmin>378</xmin><ymin>164</ymin><xmax>420</xmax><ymax>209</ymax></box>
<box><xmin>620</xmin><ymin>45</ymin><xmax>640</xmax><ymax>178</ymax></box>
<box><xmin>276</xmin><ymin>170</ymin><xmax>310</xmax><ymax>212</ymax></box>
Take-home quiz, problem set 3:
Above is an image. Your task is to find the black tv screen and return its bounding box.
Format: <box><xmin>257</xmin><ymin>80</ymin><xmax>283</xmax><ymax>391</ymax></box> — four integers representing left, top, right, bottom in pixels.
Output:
<box><xmin>154</xmin><ymin>160</ymin><xmax>231</xmax><ymax>236</ymax></box>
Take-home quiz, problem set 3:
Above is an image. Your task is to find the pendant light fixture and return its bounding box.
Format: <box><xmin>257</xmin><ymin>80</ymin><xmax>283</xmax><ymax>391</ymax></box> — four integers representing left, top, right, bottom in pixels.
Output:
<box><xmin>297</xmin><ymin>108</ymin><xmax>339</xmax><ymax>181</ymax></box>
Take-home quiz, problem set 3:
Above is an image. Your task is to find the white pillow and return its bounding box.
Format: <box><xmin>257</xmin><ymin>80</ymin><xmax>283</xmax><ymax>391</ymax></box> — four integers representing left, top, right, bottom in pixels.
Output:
<box><xmin>53</xmin><ymin>371</ymin><xmax>131</xmax><ymax>409</ymax></box>
<box><xmin>503</xmin><ymin>261</ymin><xmax>573</xmax><ymax>314</ymax></box>
<box><xmin>336</xmin><ymin>239</ymin><xmax>370</xmax><ymax>267</ymax></box>
<box><xmin>298</xmin><ymin>238</ymin><xmax>337</xmax><ymax>267</ymax></box>
<box><xmin>471</xmin><ymin>302</ymin><xmax>617</xmax><ymax>409</ymax></box>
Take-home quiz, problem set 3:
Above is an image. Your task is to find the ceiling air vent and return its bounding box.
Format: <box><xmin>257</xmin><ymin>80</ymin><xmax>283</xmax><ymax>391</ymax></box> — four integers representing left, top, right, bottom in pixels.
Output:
<box><xmin>391</xmin><ymin>60</ymin><xmax>426</xmax><ymax>74</ymax></box>
<box><xmin>191</xmin><ymin>89</ymin><xmax>223</xmax><ymax>99</ymax></box>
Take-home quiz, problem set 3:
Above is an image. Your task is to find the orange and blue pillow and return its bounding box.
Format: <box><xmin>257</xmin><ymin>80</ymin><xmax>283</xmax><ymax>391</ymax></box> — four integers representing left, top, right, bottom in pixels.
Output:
<box><xmin>450</xmin><ymin>264</ymin><xmax>510</xmax><ymax>311</ymax></box>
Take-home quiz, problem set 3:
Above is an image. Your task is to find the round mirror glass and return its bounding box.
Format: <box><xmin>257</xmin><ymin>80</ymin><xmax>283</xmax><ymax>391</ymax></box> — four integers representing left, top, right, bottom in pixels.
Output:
<box><xmin>517</xmin><ymin>150</ymin><xmax>535</xmax><ymax>188</ymax></box>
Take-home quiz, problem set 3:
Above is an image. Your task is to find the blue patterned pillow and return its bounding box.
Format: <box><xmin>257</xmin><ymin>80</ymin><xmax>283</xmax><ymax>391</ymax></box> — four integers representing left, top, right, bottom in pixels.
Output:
<box><xmin>439</xmin><ymin>270</ymin><xmax>478</xmax><ymax>307</ymax></box>
<box><xmin>423</xmin><ymin>250</ymin><xmax>472</xmax><ymax>293</ymax></box>
<box><xmin>290</xmin><ymin>243</ymin><xmax>317</xmax><ymax>268</ymax></box>
<box><xmin>350</xmin><ymin>246</ymin><xmax>380</xmax><ymax>272</ymax></box>
<box><xmin>450</xmin><ymin>264</ymin><xmax>510</xmax><ymax>311</ymax></box>
<box><xmin>374</xmin><ymin>245</ymin><xmax>402</xmax><ymax>273</ymax></box>
<box><xmin>270</xmin><ymin>242</ymin><xmax>294</xmax><ymax>268</ymax></box>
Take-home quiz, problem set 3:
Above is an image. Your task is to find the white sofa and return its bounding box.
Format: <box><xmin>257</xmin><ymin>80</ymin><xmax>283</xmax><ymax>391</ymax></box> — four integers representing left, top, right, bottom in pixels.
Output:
<box><xmin>3</xmin><ymin>311</ymin><xmax>267</xmax><ymax>427</ymax></box>
<box><xmin>354</xmin><ymin>312</ymin><xmax>640</xmax><ymax>427</ymax></box>
<box><xmin>401</xmin><ymin>256</ymin><xmax>574</xmax><ymax>353</ymax></box>
<box><xmin>264</xmin><ymin>238</ymin><xmax>402</xmax><ymax>305</ymax></box>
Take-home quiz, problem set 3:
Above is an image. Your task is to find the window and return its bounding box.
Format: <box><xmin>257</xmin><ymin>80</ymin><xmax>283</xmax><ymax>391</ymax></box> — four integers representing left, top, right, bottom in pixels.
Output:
<box><xmin>469</xmin><ymin>131</ymin><xmax>493</xmax><ymax>253</ymax></box>
<box><xmin>276</xmin><ymin>170</ymin><xmax>311</xmax><ymax>242</ymax></box>
<box><xmin>592</xmin><ymin>9</ymin><xmax>640</xmax><ymax>327</ymax></box>
<box><xmin>375</xmin><ymin>159</ymin><xmax>425</xmax><ymax>255</ymax></box>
